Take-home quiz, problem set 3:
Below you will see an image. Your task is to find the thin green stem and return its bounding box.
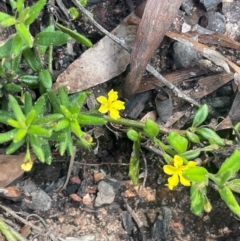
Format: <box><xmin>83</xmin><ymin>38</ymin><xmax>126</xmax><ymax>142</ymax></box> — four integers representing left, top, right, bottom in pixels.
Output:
<box><xmin>48</xmin><ymin>14</ymin><xmax>54</xmax><ymax>74</ymax></box>
<box><xmin>103</xmin><ymin>116</ymin><xmax>145</xmax><ymax>129</ymax></box>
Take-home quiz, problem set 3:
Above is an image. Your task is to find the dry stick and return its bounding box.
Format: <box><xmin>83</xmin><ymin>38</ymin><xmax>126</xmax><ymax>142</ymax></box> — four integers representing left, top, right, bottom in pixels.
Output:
<box><xmin>0</xmin><ymin>204</ymin><xmax>44</xmax><ymax>234</ymax></box>
<box><xmin>71</xmin><ymin>0</ymin><xmax>200</xmax><ymax>108</ymax></box>
<box><xmin>58</xmin><ymin>146</ymin><xmax>77</xmax><ymax>193</ymax></box>
<box><xmin>125</xmin><ymin>203</ymin><xmax>146</xmax><ymax>241</ymax></box>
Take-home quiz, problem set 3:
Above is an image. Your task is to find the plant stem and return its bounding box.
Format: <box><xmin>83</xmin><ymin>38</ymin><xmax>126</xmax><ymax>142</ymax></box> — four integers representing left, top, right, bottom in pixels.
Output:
<box><xmin>48</xmin><ymin>14</ymin><xmax>54</xmax><ymax>74</ymax></box>
<box><xmin>103</xmin><ymin>116</ymin><xmax>145</xmax><ymax>129</ymax></box>
<box><xmin>0</xmin><ymin>217</ymin><xmax>18</xmax><ymax>241</ymax></box>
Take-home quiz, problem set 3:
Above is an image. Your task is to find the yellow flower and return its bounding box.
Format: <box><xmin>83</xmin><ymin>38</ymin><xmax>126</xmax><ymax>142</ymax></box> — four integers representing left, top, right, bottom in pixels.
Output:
<box><xmin>21</xmin><ymin>160</ymin><xmax>33</xmax><ymax>172</ymax></box>
<box><xmin>163</xmin><ymin>155</ymin><xmax>197</xmax><ymax>190</ymax></box>
<box><xmin>97</xmin><ymin>89</ymin><xmax>125</xmax><ymax>120</ymax></box>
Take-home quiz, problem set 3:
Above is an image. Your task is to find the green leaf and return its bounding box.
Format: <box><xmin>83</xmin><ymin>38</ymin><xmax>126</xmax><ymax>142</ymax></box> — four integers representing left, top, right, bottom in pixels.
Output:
<box><xmin>218</xmin><ymin>169</ymin><xmax>234</xmax><ymax>186</ymax></box>
<box><xmin>24</xmin><ymin>0</ymin><xmax>47</xmax><ymax>25</ymax></box>
<box><xmin>56</xmin><ymin>23</ymin><xmax>92</xmax><ymax>47</ymax></box>
<box><xmin>78</xmin><ymin>113</ymin><xmax>107</xmax><ymax>125</ymax></box>
<box><xmin>67</xmin><ymin>133</ymin><xmax>74</xmax><ymax>155</ymax></box>
<box><xmin>35</xmin><ymin>31</ymin><xmax>71</xmax><ymax>46</ymax></box>
<box><xmin>129</xmin><ymin>138</ymin><xmax>141</xmax><ymax>186</ymax></box>
<box><xmin>70</xmin><ymin>119</ymin><xmax>82</xmax><ymax>138</ymax></box>
<box><xmin>9</xmin><ymin>94</ymin><xmax>25</xmax><ymax>123</ymax></box>
<box><xmin>192</xmin><ymin>104</ymin><xmax>209</xmax><ymax>128</ymax></box>
<box><xmin>55</xmin><ymin>118</ymin><xmax>69</xmax><ymax>131</ymax></box>
<box><xmin>10</xmin><ymin>49</ymin><xmax>22</xmax><ymax>70</ymax></box>
<box><xmin>0</xmin><ymin>129</ymin><xmax>18</xmax><ymax>144</ymax></box>
<box><xmin>0</xmin><ymin>12</ymin><xmax>16</xmax><ymax>27</ymax></box>
<box><xmin>196</xmin><ymin>127</ymin><xmax>224</xmax><ymax>146</ymax></box>
<box><xmin>80</xmin><ymin>0</ymin><xmax>88</xmax><ymax>6</ymax></box>
<box><xmin>68</xmin><ymin>7</ymin><xmax>79</xmax><ymax>20</ymax></box>
<box><xmin>10</xmin><ymin>0</ymin><xmax>17</xmax><ymax>10</ymax></box>
<box><xmin>127</xmin><ymin>128</ymin><xmax>140</xmax><ymax>142</ymax></box>
<box><xmin>15</xmin><ymin>23</ymin><xmax>33</xmax><ymax>48</ymax></box>
<box><xmin>59</xmin><ymin>131</ymin><xmax>68</xmax><ymax>155</ymax></box>
<box><xmin>25</xmin><ymin>109</ymin><xmax>36</xmax><ymax>126</ymax></box>
<box><xmin>71</xmin><ymin>92</ymin><xmax>88</xmax><ymax>114</ymax></box>
<box><xmin>0</xmin><ymin>110</ymin><xmax>15</xmax><ymax>125</ymax></box>
<box><xmin>4</xmin><ymin>83</ymin><xmax>22</xmax><ymax>93</ymax></box>
<box><xmin>186</xmin><ymin>131</ymin><xmax>200</xmax><ymax>143</ymax></box>
<box><xmin>18</xmin><ymin>7</ymin><xmax>30</xmax><ymax>22</ymax></box>
<box><xmin>24</xmin><ymin>92</ymin><xmax>33</xmax><ymax>115</ymax></box>
<box><xmin>39</xmin><ymin>69</ymin><xmax>52</xmax><ymax>89</ymax></box>
<box><xmin>13</xmin><ymin>128</ymin><xmax>27</xmax><ymax>143</ymax></box>
<box><xmin>227</xmin><ymin>179</ymin><xmax>240</xmax><ymax>194</ymax></box>
<box><xmin>28</xmin><ymin>125</ymin><xmax>52</xmax><ymax>137</ymax></box>
<box><xmin>6</xmin><ymin>136</ymin><xmax>26</xmax><ymax>154</ymax></box>
<box><xmin>20</xmin><ymin>75</ymin><xmax>39</xmax><ymax>88</ymax></box>
<box><xmin>143</xmin><ymin>119</ymin><xmax>159</xmax><ymax>138</ymax></box>
<box><xmin>180</xmin><ymin>149</ymin><xmax>201</xmax><ymax>160</ymax></box>
<box><xmin>11</xmin><ymin>34</ymin><xmax>24</xmax><ymax>58</ymax></box>
<box><xmin>58</xmin><ymin>87</ymin><xmax>70</xmax><ymax>108</ymax></box>
<box><xmin>190</xmin><ymin>183</ymin><xmax>205</xmax><ymax>216</ymax></box>
<box><xmin>41</xmin><ymin>139</ymin><xmax>52</xmax><ymax>165</ymax></box>
<box><xmin>35</xmin><ymin>113</ymin><xmax>63</xmax><ymax>125</ymax></box>
<box><xmin>167</xmin><ymin>131</ymin><xmax>188</xmax><ymax>153</ymax></box>
<box><xmin>32</xmin><ymin>95</ymin><xmax>46</xmax><ymax>122</ymax></box>
<box><xmin>60</xmin><ymin>105</ymin><xmax>72</xmax><ymax>120</ymax></box>
<box><xmin>7</xmin><ymin>119</ymin><xmax>23</xmax><ymax>128</ymax></box>
<box><xmin>29</xmin><ymin>134</ymin><xmax>45</xmax><ymax>162</ymax></box>
<box><xmin>0</xmin><ymin>38</ymin><xmax>13</xmax><ymax>59</ymax></box>
<box><xmin>218</xmin><ymin>186</ymin><xmax>240</xmax><ymax>217</ymax></box>
<box><xmin>16</xmin><ymin>0</ymin><xmax>24</xmax><ymax>13</ymax></box>
<box><xmin>23</xmin><ymin>48</ymin><xmax>43</xmax><ymax>71</ymax></box>
<box><xmin>47</xmin><ymin>89</ymin><xmax>61</xmax><ymax>113</ymax></box>
<box><xmin>217</xmin><ymin>150</ymin><xmax>240</xmax><ymax>176</ymax></box>
<box><xmin>183</xmin><ymin>166</ymin><xmax>208</xmax><ymax>182</ymax></box>
<box><xmin>36</xmin><ymin>25</ymin><xmax>55</xmax><ymax>54</ymax></box>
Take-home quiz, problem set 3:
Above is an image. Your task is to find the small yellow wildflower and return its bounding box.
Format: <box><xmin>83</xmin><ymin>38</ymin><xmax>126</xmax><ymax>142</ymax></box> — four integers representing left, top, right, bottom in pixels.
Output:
<box><xmin>97</xmin><ymin>89</ymin><xmax>125</xmax><ymax>120</ymax></box>
<box><xmin>163</xmin><ymin>155</ymin><xmax>197</xmax><ymax>190</ymax></box>
<box><xmin>21</xmin><ymin>160</ymin><xmax>33</xmax><ymax>172</ymax></box>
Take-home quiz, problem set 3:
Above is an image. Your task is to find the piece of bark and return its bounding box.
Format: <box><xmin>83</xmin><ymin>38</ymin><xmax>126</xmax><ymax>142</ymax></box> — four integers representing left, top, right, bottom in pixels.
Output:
<box><xmin>122</xmin><ymin>0</ymin><xmax>183</xmax><ymax>98</ymax></box>
<box><xmin>185</xmin><ymin>32</ymin><xmax>240</xmax><ymax>51</ymax></box>
<box><xmin>136</xmin><ymin>67</ymin><xmax>206</xmax><ymax>93</ymax></box>
<box><xmin>166</xmin><ymin>31</ymin><xmax>231</xmax><ymax>73</ymax></box>
<box><xmin>190</xmin><ymin>72</ymin><xmax>233</xmax><ymax>99</ymax></box>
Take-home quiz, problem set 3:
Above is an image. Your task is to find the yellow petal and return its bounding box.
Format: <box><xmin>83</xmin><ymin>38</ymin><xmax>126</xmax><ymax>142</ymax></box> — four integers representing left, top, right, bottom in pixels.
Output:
<box><xmin>108</xmin><ymin>89</ymin><xmax>118</xmax><ymax>102</ymax></box>
<box><xmin>98</xmin><ymin>105</ymin><xmax>108</xmax><ymax>114</ymax></box>
<box><xmin>174</xmin><ymin>155</ymin><xmax>183</xmax><ymax>168</ymax></box>
<box><xmin>167</xmin><ymin>173</ymin><xmax>179</xmax><ymax>190</ymax></box>
<box><xmin>109</xmin><ymin>108</ymin><xmax>120</xmax><ymax>119</ymax></box>
<box><xmin>163</xmin><ymin>165</ymin><xmax>175</xmax><ymax>175</ymax></box>
<box><xmin>21</xmin><ymin>161</ymin><xmax>33</xmax><ymax>172</ymax></box>
<box><xmin>187</xmin><ymin>161</ymin><xmax>197</xmax><ymax>167</ymax></box>
<box><xmin>97</xmin><ymin>96</ymin><xmax>108</xmax><ymax>105</ymax></box>
<box><xmin>179</xmin><ymin>173</ymin><xmax>191</xmax><ymax>186</ymax></box>
<box><xmin>111</xmin><ymin>100</ymin><xmax>125</xmax><ymax>110</ymax></box>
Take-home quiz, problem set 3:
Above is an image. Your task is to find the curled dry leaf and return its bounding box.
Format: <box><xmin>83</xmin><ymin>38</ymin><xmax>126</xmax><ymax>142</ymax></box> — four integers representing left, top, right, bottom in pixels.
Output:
<box><xmin>54</xmin><ymin>20</ymin><xmax>138</xmax><ymax>93</ymax></box>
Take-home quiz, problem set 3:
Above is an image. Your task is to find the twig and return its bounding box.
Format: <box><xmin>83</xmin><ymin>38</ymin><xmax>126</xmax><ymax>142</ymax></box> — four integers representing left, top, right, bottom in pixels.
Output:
<box><xmin>71</xmin><ymin>0</ymin><xmax>200</xmax><ymax>108</ymax></box>
<box><xmin>75</xmin><ymin>162</ymin><xmax>129</xmax><ymax>166</ymax></box>
<box><xmin>124</xmin><ymin>202</ymin><xmax>146</xmax><ymax>241</ymax></box>
<box><xmin>139</xmin><ymin>150</ymin><xmax>147</xmax><ymax>198</ymax></box>
<box><xmin>58</xmin><ymin>146</ymin><xmax>77</xmax><ymax>192</ymax></box>
<box><xmin>0</xmin><ymin>204</ymin><xmax>44</xmax><ymax>234</ymax></box>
